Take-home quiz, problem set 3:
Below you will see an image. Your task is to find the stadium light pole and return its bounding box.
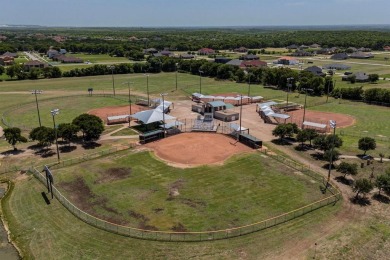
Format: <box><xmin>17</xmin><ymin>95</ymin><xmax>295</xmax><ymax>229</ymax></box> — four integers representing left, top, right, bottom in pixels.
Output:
<box><xmin>199</xmin><ymin>70</ymin><xmax>204</xmax><ymax>94</ymax></box>
<box><xmin>31</xmin><ymin>90</ymin><xmax>43</xmax><ymax>127</ymax></box>
<box><xmin>108</xmin><ymin>65</ymin><xmax>116</xmax><ymax>96</ymax></box>
<box><xmin>160</xmin><ymin>93</ymin><xmax>168</xmax><ymax>136</ymax></box>
<box><xmin>239</xmin><ymin>94</ymin><xmax>243</xmax><ymax>141</ymax></box>
<box><xmin>302</xmin><ymin>88</ymin><xmax>313</xmax><ymax>128</ymax></box>
<box><xmin>326</xmin><ymin>120</ymin><xmax>337</xmax><ymax>191</ymax></box>
<box><xmin>247</xmin><ymin>73</ymin><xmax>252</xmax><ymax>97</ymax></box>
<box><xmin>122</xmin><ymin>81</ymin><xmax>133</xmax><ymax>127</ymax></box>
<box><xmin>286</xmin><ymin>77</ymin><xmax>293</xmax><ymax>108</ymax></box>
<box><xmin>51</xmin><ymin>108</ymin><xmax>60</xmax><ymax>162</ymax></box>
<box><xmin>144</xmin><ymin>73</ymin><xmax>150</xmax><ymax>106</ymax></box>
<box><xmin>175</xmin><ymin>63</ymin><xmax>179</xmax><ymax>91</ymax></box>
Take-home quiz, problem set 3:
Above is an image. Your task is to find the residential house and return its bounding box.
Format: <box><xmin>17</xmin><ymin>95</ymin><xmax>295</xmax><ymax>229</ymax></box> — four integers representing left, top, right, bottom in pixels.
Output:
<box><xmin>24</xmin><ymin>60</ymin><xmax>47</xmax><ymax>71</ymax></box>
<box><xmin>286</xmin><ymin>44</ymin><xmax>299</xmax><ymax>50</ymax></box>
<box><xmin>234</xmin><ymin>47</ymin><xmax>248</xmax><ymax>53</ymax></box>
<box><xmin>239</xmin><ymin>54</ymin><xmax>259</xmax><ymax>60</ymax></box>
<box><xmin>179</xmin><ymin>53</ymin><xmax>194</xmax><ymax>59</ymax></box>
<box><xmin>299</xmin><ymin>45</ymin><xmax>309</xmax><ymax>49</ymax></box>
<box><xmin>342</xmin><ymin>72</ymin><xmax>369</xmax><ymax>82</ymax></box>
<box><xmin>215</xmin><ymin>56</ymin><xmax>232</xmax><ymax>64</ymax></box>
<box><xmin>47</xmin><ymin>49</ymin><xmax>59</xmax><ymax>58</ymax></box>
<box><xmin>160</xmin><ymin>50</ymin><xmax>173</xmax><ymax>57</ymax></box>
<box><xmin>143</xmin><ymin>48</ymin><xmax>158</xmax><ymax>54</ymax></box>
<box><xmin>225</xmin><ymin>59</ymin><xmax>267</xmax><ymax>69</ymax></box>
<box><xmin>331</xmin><ymin>53</ymin><xmax>349</xmax><ymax>60</ymax></box>
<box><xmin>291</xmin><ymin>50</ymin><xmax>313</xmax><ymax>57</ymax></box>
<box><xmin>349</xmin><ymin>51</ymin><xmax>374</xmax><ymax>59</ymax></box>
<box><xmin>323</xmin><ymin>64</ymin><xmax>351</xmax><ymax>70</ymax></box>
<box><xmin>0</xmin><ymin>56</ymin><xmax>15</xmax><ymax>66</ymax></box>
<box><xmin>383</xmin><ymin>46</ymin><xmax>390</xmax><ymax>51</ymax></box>
<box><xmin>358</xmin><ymin>47</ymin><xmax>371</xmax><ymax>52</ymax></box>
<box><xmin>2</xmin><ymin>51</ymin><xmax>18</xmax><ymax>58</ymax></box>
<box><xmin>274</xmin><ymin>56</ymin><xmax>299</xmax><ymax>65</ymax></box>
<box><xmin>304</xmin><ymin>66</ymin><xmax>325</xmax><ymax>77</ymax></box>
<box><xmin>198</xmin><ymin>48</ymin><xmax>215</xmax><ymax>55</ymax></box>
<box><xmin>310</xmin><ymin>44</ymin><xmax>321</xmax><ymax>48</ymax></box>
<box><xmin>60</xmin><ymin>49</ymin><xmax>67</xmax><ymax>55</ymax></box>
<box><xmin>0</xmin><ymin>35</ymin><xmax>7</xmax><ymax>41</ymax></box>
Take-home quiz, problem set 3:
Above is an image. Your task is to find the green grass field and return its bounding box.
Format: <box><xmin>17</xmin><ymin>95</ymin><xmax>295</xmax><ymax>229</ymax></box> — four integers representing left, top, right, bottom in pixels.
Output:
<box><xmin>1</xmin><ymin>176</ymin><xmax>340</xmax><ymax>259</ymax></box>
<box><xmin>54</xmin><ymin>151</ymin><xmax>327</xmax><ymax>231</ymax></box>
<box><xmin>3</xmin><ymin>95</ymin><xmax>128</xmax><ymax>129</ymax></box>
<box><xmin>111</xmin><ymin>127</ymin><xmax>138</xmax><ymax>136</ymax></box>
<box><xmin>67</xmin><ymin>53</ymin><xmax>129</xmax><ymax>63</ymax></box>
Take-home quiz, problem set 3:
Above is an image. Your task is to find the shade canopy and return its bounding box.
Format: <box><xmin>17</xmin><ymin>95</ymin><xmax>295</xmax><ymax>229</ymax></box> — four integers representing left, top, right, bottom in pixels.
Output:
<box><xmin>131</xmin><ymin>109</ymin><xmax>176</xmax><ymax>124</ymax></box>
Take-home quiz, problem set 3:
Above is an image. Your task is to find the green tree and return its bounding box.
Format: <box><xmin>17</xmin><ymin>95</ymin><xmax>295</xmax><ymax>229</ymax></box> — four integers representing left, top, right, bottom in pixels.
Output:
<box><xmin>29</xmin><ymin>126</ymin><xmax>55</xmax><ymax>147</ymax></box>
<box><xmin>323</xmin><ymin>149</ymin><xmax>341</xmax><ymax>162</ymax></box>
<box><xmin>0</xmin><ymin>65</ymin><xmax>4</xmax><ymax>75</ymax></box>
<box><xmin>337</xmin><ymin>161</ymin><xmax>358</xmax><ymax>179</ymax></box>
<box><xmin>57</xmin><ymin>123</ymin><xmax>79</xmax><ymax>145</ymax></box>
<box><xmin>72</xmin><ymin>114</ymin><xmax>104</xmax><ymax>141</ymax></box>
<box><xmin>313</xmin><ymin>134</ymin><xmax>343</xmax><ymax>151</ymax></box>
<box><xmin>375</xmin><ymin>173</ymin><xmax>390</xmax><ymax>195</ymax></box>
<box><xmin>272</xmin><ymin>123</ymin><xmax>299</xmax><ymax>141</ymax></box>
<box><xmin>3</xmin><ymin>127</ymin><xmax>27</xmax><ymax>150</ymax></box>
<box><xmin>368</xmin><ymin>74</ymin><xmax>379</xmax><ymax>83</ymax></box>
<box><xmin>358</xmin><ymin>137</ymin><xmax>376</xmax><ymax>155</ymax></box>
<box><xmin>296</xmin><ymin>130</ymin><xmax>308</xmax><ymax>147</ymax></box>
<box><xmin>353</xmin><ymin>178</ymin><xmax>374</xmax><ymax>199</ymax></box>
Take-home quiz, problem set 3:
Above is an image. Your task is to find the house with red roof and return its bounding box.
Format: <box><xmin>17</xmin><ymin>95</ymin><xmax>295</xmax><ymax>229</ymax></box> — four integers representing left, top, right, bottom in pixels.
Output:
<box><xmin>383</xmin><ymin>46</ymin><xmax>390</xmax><ymax>51</ymax></box>
<box><xmin>198</xmin><ymin>48</ymin><xmax>215</xmax><ymax>55</ymax></box>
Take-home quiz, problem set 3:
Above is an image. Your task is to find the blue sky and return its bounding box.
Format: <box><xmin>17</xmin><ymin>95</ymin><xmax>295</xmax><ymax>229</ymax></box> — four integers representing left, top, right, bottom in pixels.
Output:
<box><xmin>1</xmin><ymin>0</ymin><xmax>389</xmax><ymax>27</ymax></box>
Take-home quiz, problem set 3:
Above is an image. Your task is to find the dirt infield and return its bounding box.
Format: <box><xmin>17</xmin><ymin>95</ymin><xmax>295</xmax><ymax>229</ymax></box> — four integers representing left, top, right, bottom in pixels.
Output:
<box><xmin>88</xmin><ymin>104</ymin><xmax>146</xmax><ymax>123</ymax></box>
<box><xmin>287</xmin><ymin>110</ymin><xmax>355</xmax><ymax>129</ymax></box>
<box><xmin>145</xmin><ymin>133</ymin><xmax>252</xmax><ymax>167</ymax></box>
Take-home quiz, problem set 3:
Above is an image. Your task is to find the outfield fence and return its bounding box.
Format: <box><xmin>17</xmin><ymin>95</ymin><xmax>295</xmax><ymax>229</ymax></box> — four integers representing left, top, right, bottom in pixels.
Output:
<box><xmin>29</xmin><ymin>147</ymin><xmax>341</xmax><ymax>242</ymax></box>
<box><xmin>339</xmin><ymin>129</ymin><xmax>390</xmax><ymax>143</ymax></box>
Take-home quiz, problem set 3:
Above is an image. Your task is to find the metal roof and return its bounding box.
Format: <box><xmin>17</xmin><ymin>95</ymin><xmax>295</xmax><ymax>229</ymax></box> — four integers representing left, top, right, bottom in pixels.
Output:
<box><xmin>303</xmin><ymin>121</ymin><xmax>327</xmax><ymax>129</ymax></box>
<box><xmin>159</xmin><ymin>121</ymin><xmax>184</xmax><ymax>129</ymax></box>
<box><xmin>131</xmin><ymin>109</ymin><xmax>176</xmax><ymax>124</ymax></box>
<box><xmin>207</xmin><ymin>101</ymin><xmax>226</xmax><ymax>107</ymax></box>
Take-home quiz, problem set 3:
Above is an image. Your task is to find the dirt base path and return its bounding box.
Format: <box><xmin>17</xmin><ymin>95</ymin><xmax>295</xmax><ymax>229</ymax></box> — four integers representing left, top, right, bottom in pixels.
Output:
<box><xmin>145</xmin><ymin>132</ymin><xmax>252</xmax><ymax>167</ymax></box>
<box><xmin>287</xmin><ymin>110</ymin><xmax>355</xmax><ymax>129</ymax></box>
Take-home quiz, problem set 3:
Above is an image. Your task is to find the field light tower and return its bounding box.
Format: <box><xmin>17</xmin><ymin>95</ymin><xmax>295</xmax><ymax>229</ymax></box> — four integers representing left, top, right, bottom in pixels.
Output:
<box><xmin>144</xmin><ymin>73</ymin><xmax>150</xmax><ymax>106</ymax></box>
<box><xmin>51</xmin><ymin>108</ymin><xmax>60</xmax><ymax>162</ymax></box>
<box><xmin>107</xmin><ymin>65</ymin><xmax>116</xmax><ymax>96</ymax></box>
<box><xmin>122</xmin><ymin>81</ymin><xmax>133</xmax><ymax>127</ymax></box>
<box><xmin>160</xmin><ymin>93</ymin><xmax>168</xmax><ymax>134</ymax></box>
<box><xmin>31</xmin><ymin>90</ymin><xmax>43</xmax><ymax>127</ymax></box>
<box><xmin>199</xmin><ymin>70</ymin><xmax>204</xmax><ymax>94</ymax></box>
<box><xmin>326</xmin><ymin>120</ymin><xmax>337</xmax><ymax>191</ymax></box>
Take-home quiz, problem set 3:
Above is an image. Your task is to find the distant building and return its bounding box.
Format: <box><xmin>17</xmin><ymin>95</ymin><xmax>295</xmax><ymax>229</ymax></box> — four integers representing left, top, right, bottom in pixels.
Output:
<box><xmin>384</xmin><ymin>46</ymin><xmax>390</xmax><ymax>51</ymax></box>
<box><xmin>0</xmin><ymin>56</ymin><xmax>14</xmax><ymax>66</ymax></box>
<box><xmin>234</xmin><ymin>47</ymin><xmax>248</xmax><ymax>53</ymax></box>
<box><xmin>304</xmin><ymin>66</ymin><xmax>325</xmax><ymax>77</ymax></box>
<box><xmin>342</xmin><ymin>72</ymin><xmax>369</xmax><ymax>82</ymax></box>
<box><xmin>215</xmin><ymin>56</ymin><xmax>232</xmax><ymax>64</ymax></box>
<box><xmin>239</xmin><ymin>54</ymin><xmax>259</xmax><ymax>60</ymax></box>
<box><xmin>47</xmin><ymin>49</ymin><xmax>59</xmax><ymax>58</ymax></box>
<box><xmin>160</xmin><ymin>50</ymin><xmax>173</xmax><ymax>57</ymax></box>
<box><xmin>286</xmin><ymin>44</ymin><xmax>299</xmax><ymax>50</ymax></box>
<box><xmin>291</xmin><ymin>50</ymin><xmax>313</xmax><ymax>57</ymax></box>
<box><xmin>275</xmin><ymin>56</ymin><xmax>299</xmax><ymax>65</ymax></box>
<box><xmin>24</xmin><ymin>60</ymin><xmax>47</xmax><ymax>71</ymax></box>
<box><xmin>198</xmin><ymin>48</ymin><xmax>215</xmax><ymax>55</ymax></box>
<box><xmin>349</xmin><ymin>51</ymin><xmax>374</xmax><ymax>59</ymax></box>
<box><xmin>2</xmin><ymin>51</ymin><xmax>18</xmax><ymax>58</ymax></box>
<box><xmin>59</xmin><ymin>49</ymin><xmax>67</xmax><ymax>55</ymax></box>
<box><xmin>143</xmin><ymin>48</ymin><xmax>158</xmax><ymax>54</ymax></box>
<box><xmin>323</xmin><ymin>64</ymin><xmax>351</xmax><ymax>70</ymax></box>
<box><xmin>331</xmin><ymin>53</ymin><xmax>349</xmax><ymax>60</ymax></box>
<box><xmin>179</xmin><ymin>53</ymin><xmax>194</xmax><ymax>59</ymax></box>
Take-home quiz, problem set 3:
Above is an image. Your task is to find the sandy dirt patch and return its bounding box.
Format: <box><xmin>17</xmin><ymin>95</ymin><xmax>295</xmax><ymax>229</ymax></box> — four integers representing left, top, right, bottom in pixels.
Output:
<box><xmin>145</xmin><ymin>133</ymin><xmax>252</xmax><ymax>166</ymax></box>
<box><xmin>88</xmin><ymin>104</ymin><xmax>147</xmax><ymax>123</ymax></box>
<box><xmin>287</xmin><ymin>110</ymin><xmax>355</xmax><ymax>129</ymax></box>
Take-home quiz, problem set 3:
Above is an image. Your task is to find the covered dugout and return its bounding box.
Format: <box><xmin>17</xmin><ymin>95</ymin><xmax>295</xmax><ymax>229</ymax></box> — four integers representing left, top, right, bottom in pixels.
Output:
<box><xmin>139</xmin><ymin>130</ymin><xmax>165</xmax><ymax>144</ymax></box>
<box><xmin>239</xmin><ymin>133</ymin><xmax>262</xmax><ymax>149</ymax></box>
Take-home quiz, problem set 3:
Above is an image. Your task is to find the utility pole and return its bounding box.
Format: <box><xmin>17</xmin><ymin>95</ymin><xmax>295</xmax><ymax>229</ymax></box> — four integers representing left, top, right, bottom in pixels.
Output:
<box><xmin>51</xmin><ymin>109</ymin><xmax>60</xmax><ymax>162</ymax></box>
<box><xmin>122</xmin><ymin>82</ymin><xmax>133</xmax><ymax>127</ymax></box>
<box><xmin>108</xmin><ymin>65</ymin><xmax>115</xmax><ymax>96</ymax></box>
<box><xmin>199</xmin><ymin>70</ymin><xmax>203</xmax><ymax>94</ymax></box>
<box><xmin>326</xmin><ymin>120</ymin><xmax>337</xmax><ymax>191</ymax></box>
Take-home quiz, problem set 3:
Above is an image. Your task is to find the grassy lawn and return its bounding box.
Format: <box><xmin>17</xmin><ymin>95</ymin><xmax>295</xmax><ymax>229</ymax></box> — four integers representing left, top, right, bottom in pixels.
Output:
<box><xmin>54</xmin><ymin>151</ymin><xmax>328</xmax><ymax>232</ymax></box>
<box><xmin>4</xmin><ymin>95</ymin><xmax>128</xmax><ymax>129</ymax></box>
<box><xmin>308</xmin><ymin>101</ymin><xmax>390</xmax><ymax>155</ymax></box>
<box><xmin>69</xmin><ymin>53</ymin><xmax>129</xmax><ymax>63</ymax></box>
<box><xmin>1</xmin><ymin>176</ymin><xmax>340</xmax><ymax>259</ymax></box>
<box><xmin>102</xmin><ymin>124</ymin><xmax>124</xmax><ymax>135</ymax></box>
<box><xmin>111</xmin><ymin>127</ymin><xmax>138</xmax><ymax>136</ymax></box>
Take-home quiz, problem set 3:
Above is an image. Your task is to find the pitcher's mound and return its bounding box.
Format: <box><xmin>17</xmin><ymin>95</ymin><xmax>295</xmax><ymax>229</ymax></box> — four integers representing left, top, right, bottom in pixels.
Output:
<box><xmin>145</xmin><ymin>133</ymin><xmax>252</xmax><ymax>167</ymax></box>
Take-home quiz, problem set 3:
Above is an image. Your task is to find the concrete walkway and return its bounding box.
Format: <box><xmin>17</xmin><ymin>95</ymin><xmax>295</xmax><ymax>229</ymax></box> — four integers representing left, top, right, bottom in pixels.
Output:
<box><xmin>340</xmin><ymin>154</ymin><xmax>390</xmax><ymax>162</ymax></box>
